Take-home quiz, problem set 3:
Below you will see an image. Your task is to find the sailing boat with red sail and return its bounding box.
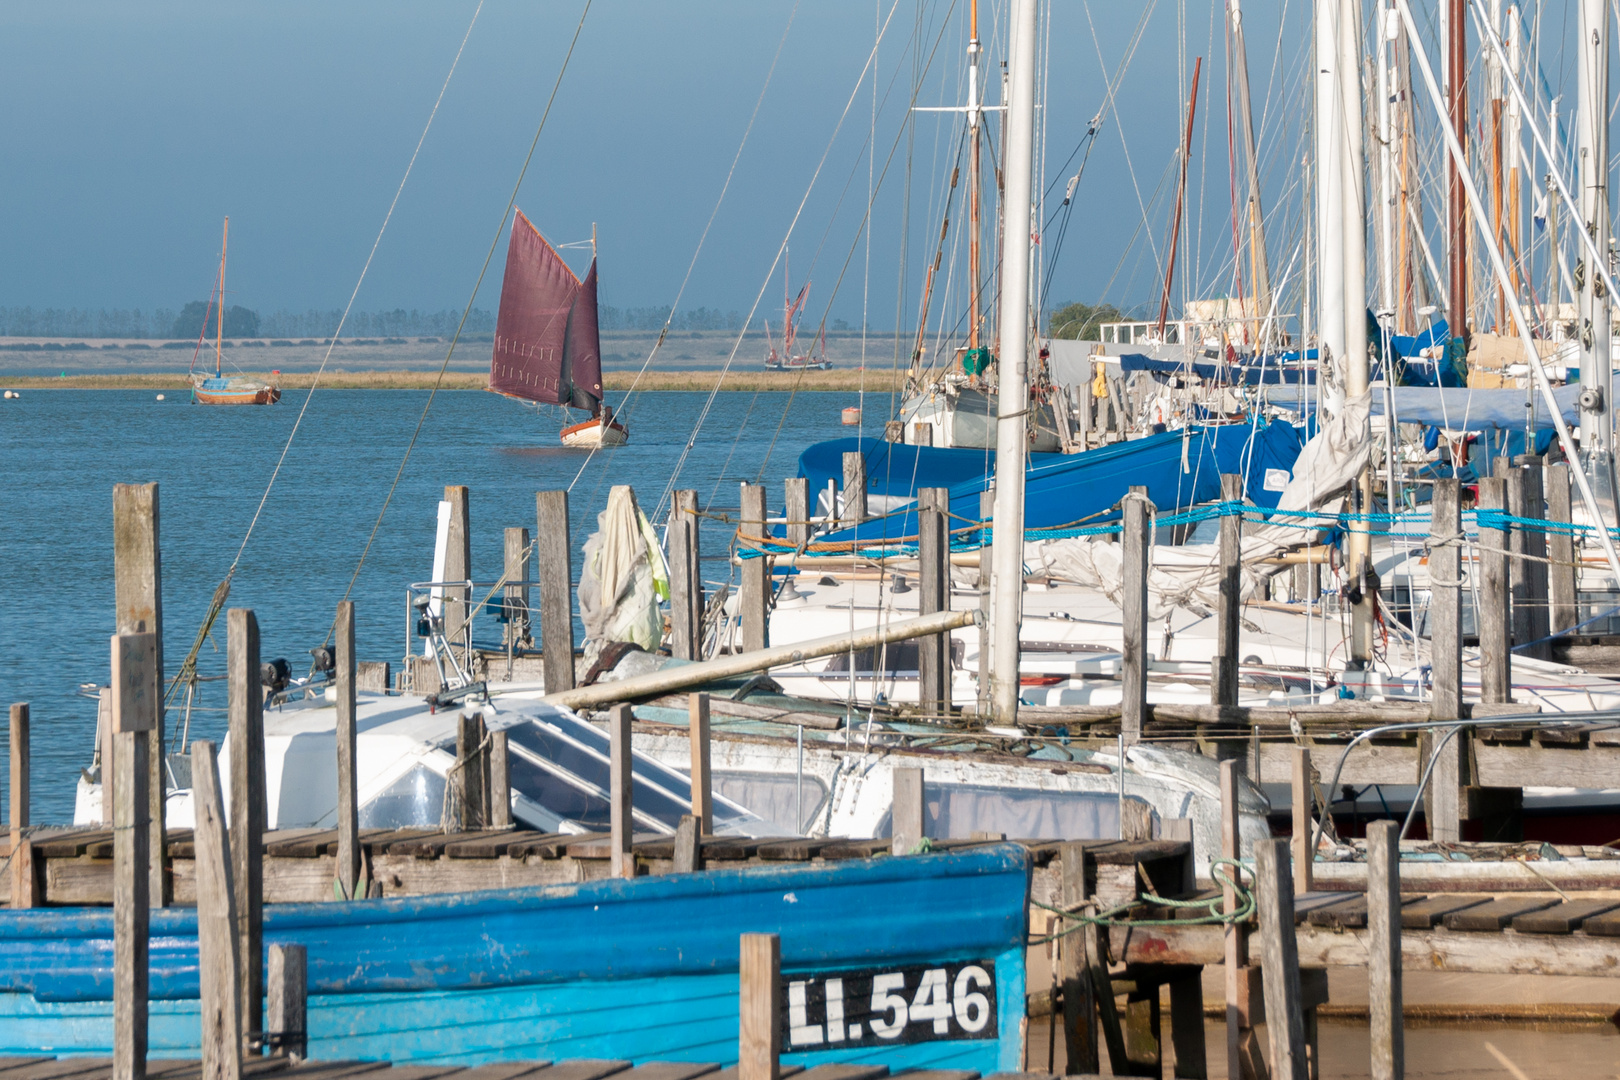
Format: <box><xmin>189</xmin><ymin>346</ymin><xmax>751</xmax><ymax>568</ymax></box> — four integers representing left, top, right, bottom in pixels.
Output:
<box><xmin>489</xmin><ymin>209</ymin><xmax>626</xmax><ymax>447</ymax></box>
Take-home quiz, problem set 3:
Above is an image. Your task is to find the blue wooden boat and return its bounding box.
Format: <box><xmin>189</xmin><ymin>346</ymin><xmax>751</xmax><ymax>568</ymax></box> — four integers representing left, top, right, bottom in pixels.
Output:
<box><xmin>0</xmin><ymin>846</ymin><xmax>1030</xmax><ymax>1072</ymax></box>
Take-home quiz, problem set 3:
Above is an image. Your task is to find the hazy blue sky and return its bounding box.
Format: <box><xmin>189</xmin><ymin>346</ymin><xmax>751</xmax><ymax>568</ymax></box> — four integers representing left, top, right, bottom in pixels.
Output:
<box><xmin>0</xmin><ymin>0</ymin><xmax>1486</xmax><ymax>329</ymax></box>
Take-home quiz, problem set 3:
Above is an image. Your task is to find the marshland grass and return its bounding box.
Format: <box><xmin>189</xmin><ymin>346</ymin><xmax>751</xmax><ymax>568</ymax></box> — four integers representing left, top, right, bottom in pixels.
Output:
<box><xmin>0</xmin><ymin>367</ymin><xmax>907</xmax><ymax>392</ymax></box>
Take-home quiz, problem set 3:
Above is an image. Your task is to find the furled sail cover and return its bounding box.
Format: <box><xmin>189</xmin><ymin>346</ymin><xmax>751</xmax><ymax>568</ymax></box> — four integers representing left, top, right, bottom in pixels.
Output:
<box><xmin>490</xmin><ymin>209</ymin><xmax>600</xmax><ymax>409</ymax></box>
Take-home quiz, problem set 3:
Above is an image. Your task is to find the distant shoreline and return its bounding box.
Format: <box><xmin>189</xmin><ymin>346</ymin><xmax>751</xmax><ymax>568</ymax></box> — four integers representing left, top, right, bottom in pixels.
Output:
<box><xmin>0</xmin><ymin>368</ymin><xmax>906</xmax><ymax>392</ymax></box>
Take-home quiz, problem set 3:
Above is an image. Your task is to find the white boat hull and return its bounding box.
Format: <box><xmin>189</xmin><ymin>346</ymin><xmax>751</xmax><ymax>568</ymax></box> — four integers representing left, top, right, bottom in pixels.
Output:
<box><xmin>560</xmin><ymin>416</ymin><xmax>629</xmax><ymax>447</ymax></box>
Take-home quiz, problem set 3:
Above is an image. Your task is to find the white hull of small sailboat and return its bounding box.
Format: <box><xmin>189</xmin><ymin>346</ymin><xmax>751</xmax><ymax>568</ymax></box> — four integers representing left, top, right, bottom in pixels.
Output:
<box><xmin>560</xmin><ymin>416</ymin><xmax>630</xmax><ymax>447</ymax></box>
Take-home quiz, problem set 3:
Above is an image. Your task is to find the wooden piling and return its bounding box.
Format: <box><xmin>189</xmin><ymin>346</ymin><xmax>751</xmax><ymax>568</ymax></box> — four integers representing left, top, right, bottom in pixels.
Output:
<box><xmin>489</xmin><ymin>731</ymin><xmax>511</xmax><ymax>829</ymax></box>
<box><xmin>266</xmin><ymin>944</ymin><xmax>307</xmax><ymax>1062</ymax></box>
<box><xmin>1430</xmin><ymin>480</ymin><xmax>1462</xmax><ymax>721</ymax></box>
<box><xmin>535</xmin><ymin>490</ymin><xmax>576</xmax><ymax>692</ymax></box>
<box><xmin>1291</xmin><ymin>747</ymin><xmax>1313</xmax><ymax>895</ymax></box>
<box><xmin>1220</xmin><ymin>760</ymin><xmax>1259</xmax><ymax>1080</ymax></box>
<box><xmin>8</xmin><ymin>703</ymin><xmax>31</xmax><ymax>909</ymax></box>
<box><xmin>1477</xmin><ymin>477</ymin><xmax>1512</xmax><ymax>703</ymax></box>
<box><xmin>1505</xmin><ymin>463</ymin><xmax>1534</xmax><ymax>656</ymax></box>
<box><xmin>1421</xmin><ymin>725</ymin><xmax>1465</xmax><ymax>844</ymax></box>
<box><xmin>1547</xmin><ymin>462</ymin><xmax>1577</xmax><ymax>638</ymax></box>
<box><xmin>674</xmin><ymin>814</ymin><xmax>701</xmax><ymax>873</ymax></box>
<box><xmin>503</xmin><ymin>526</ymin><xmax>531</xmax><ymax>648</ymax></box>
<box><xmin>918</xmin><ymin>489</ymin><xmax>949</xmax><ymax>713</ymax></box>
<box><xmin>113</xmin><ymin>482</ymin><xmax>167</xmax><ymax>906</ymax></box>
<box><xmin>1058</xmin><ymin>842</ymin><xmax>1098</xmax><ymax>1074</ymax></box>
<box><xmin>1121</xmin><ymin>488</ymin><xmax>1150</xmax><ymax>745</ymax></box>
<box><xmin>884</xmin><ymin>419</ymin><xmax>903</xmax><ymax>443</ymax></box>
<box><xmin>738</xmin><ymin>933</ymin><xmax>781</xmax><ymax>1080</ymax></box>
<box><xmin>783</xmin><ymin>477</ymin><xmax>810</xmax><ymax>549</ymax></box>
<box><xmin>334</xmin><ymin>602</ymin><xmax>360</xmax><ymax>900</ymax></box>
<box><xmin>610</xmin><ymin>703</ymin><xmax>633</xmax><ymax>879</ymax></box>
<box><xmin>1255</xmin><ymin>838</ymin><xmax>1307</xmax><ymax>1080</ymax></box>
<box><xmin>442</xmin><ymin>485</ymin><xmax>472</xmax><ymax>650</ymax></box>
<box><xmin>913</xmin><ymin>421</ymin><xmax>934</xmax><ymax>446</ymax></box>
<box><xmin>112</xmin><ymin>632</ymin><xmax>155</xmax><ymax>1080</ymax></box>
<box><xmin>454</xmin><ymin>712</ymin><xmax>488</xmax><ymax>830</ymax></box>
<box><xmin>191</xmin><ymin>739</ymin><xmax>243</xmax><ymax>1080</ymax></box>
<box><xmin>740</xmin><ymin>483</ymin><xmax>769</xmax><ymax>652</ymax></box>
<box><xmin>689</xmin><ymin>692</ymin><xmax>712</xmax><ymax>833</ymax></box>
<box><xmin>668</xmin><ymin>490</ymin><xmax>699</xmax><ymax>661</ymax></box>
<box><xmin>1212</xmin><ymin>474</ymin><xmax>1243</xmax><ymax>706</ymax></box>
<box><xmin>842</xmin><ymin>451</ymin><xmax>867</xmax><ymax>523</ymax></box>
<box><xmin>977</xmin><ymin>489</ymin><xmax>994</xmax><ymax>715</ymax></box>
<box><xmin>1516</xmin><ymin>458</ymin><xmax>1551</xmax><ymax>660</ymax></box>
<box><xmin>226</xmin><ymin>610</ymin><xmax>264</xmax><ymax>1052</ymax></box>
<box><xmin>1367</xmin><ymin>820</ymin><xmax>1403</xmax><ymax>1080</ymax></box>
<box><xmin>890</xmin><ymin>766</ymin><xmax>925</xmax><ymax>855</ymax></box>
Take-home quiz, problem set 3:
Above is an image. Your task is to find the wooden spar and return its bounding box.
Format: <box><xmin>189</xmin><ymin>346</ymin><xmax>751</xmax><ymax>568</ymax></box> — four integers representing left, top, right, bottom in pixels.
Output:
<box><xmin>610</xmin><ymin>703</ymin><xmax>633</xmax><ymax>879</ymax></box>
<box><xmin>535</xmin><ymin>490</ymin><xmax>575</xmax><ymax>692</ymax></box>
<box><xmin>542</xmin><ymin>607</ymin><xmax>979</xmax><ymax>710</ymax></box>
<box><xmin>1155</xmin><ymin>57</ymin><xmax>1203</xmax><ymax>336</ymax></box>
<box><xmin>113</xmin><ymin>635</ymin><xmax>154</xmax><ymax>1080</ymax></box>
<box><xmin>226</xmin><ymin>610</ymin><xmax>264</xmax><ymax>1053</ymax></box>
<box><xmin>1447</xmin><ymin>0</ymin><xmax>1469</xmax><ymax>336</ymax></box>
<box><xmin>335</xmin><ymin>602</ymin><xmax>360</xmax><ymax>900</ymax></box>
<box><xmin>191</xmin><ymin>740</ymin><xmax>243</xmax><ymax>1080</ymax></box>
<box><xmin>113</xmin><ymin>482</ymin><xmax>167</xmax><ymax>906</ymax></box>
<box><xmin>738</xmin><ymin>934</ymin><xmax>781</xmax><ymax>1080</ymax></box>
<box><xmin>689</xmin><ymin>692</ymin><xmax>712</xmax><ymax>833</ymax></box>
<box><xmin>890</xmin><ymin>767</ymin><xmax>925</xmax><ymax>856</ymax></box>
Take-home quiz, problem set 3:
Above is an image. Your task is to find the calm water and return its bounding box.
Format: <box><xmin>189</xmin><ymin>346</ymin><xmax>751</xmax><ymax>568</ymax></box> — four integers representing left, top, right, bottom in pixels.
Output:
<box><xmin>0</xmin><ymin>387</ymin><xmax>874</xmax><ymax>822</ymax></box>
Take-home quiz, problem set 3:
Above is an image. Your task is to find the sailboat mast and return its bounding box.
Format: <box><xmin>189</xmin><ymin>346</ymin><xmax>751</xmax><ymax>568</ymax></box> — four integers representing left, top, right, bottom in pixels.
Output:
<box><xmin>1377</xmin><ymin>0</ymin><xmax>1397</xmax><ymax>321</ymax></box>
<box><xmin>1447</xmin><ymin>0</ymin><xmax>1469</xmax><ymax>342</ymax></box>
<box><xmin>1155</xmin><ymin>58</ymin><xmax>1203</xmax><ymax>337</ymax></box>
<box><xmin>968</xmin><ymin>0</ymin><xmax>983</xmax><ymax>351</ymax></box>
<box><xmin>1577</xmin><ymin>0</ymin><xmax>1616</xmax><ymax>508</ymax></box>
<box><xmin>988</xmin><ymin>0</ymin><xmax>1038</xmax><ymax>723</ymax></box>
<box><xmin>1338</xmin><ymin>0</ymin><xmax>1373</xmax><ymax>664</ymax></box>
<box><xmin>1315</xmin><ymin>0</ymin><xmax>1346</xmax><ymax>413</ymax></box>
<box><xmin>216</xmin><ymin>216</ymin><xmax>229</xmax><ymax>378</ymax></box>
<box><xmin>1228</xmin><ymin>0</ymin><xmax>1272</xmax><ymax>340</ymax></box>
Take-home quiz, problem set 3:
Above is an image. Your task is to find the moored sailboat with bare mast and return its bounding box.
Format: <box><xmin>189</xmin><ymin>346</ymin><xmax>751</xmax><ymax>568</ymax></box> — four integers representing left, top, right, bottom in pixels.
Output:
<box><xmin>191</xmin><ymin>216</ymin><xmax>281</xmax><ymax>406</ymax></box>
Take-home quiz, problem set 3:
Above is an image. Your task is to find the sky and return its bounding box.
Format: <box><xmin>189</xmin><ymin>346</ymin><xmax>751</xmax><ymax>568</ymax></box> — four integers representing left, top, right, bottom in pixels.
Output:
<box><xmin>0</xmin><ymin>0</ymin><xmax>1595</xmax><ymax>331</ymax></box>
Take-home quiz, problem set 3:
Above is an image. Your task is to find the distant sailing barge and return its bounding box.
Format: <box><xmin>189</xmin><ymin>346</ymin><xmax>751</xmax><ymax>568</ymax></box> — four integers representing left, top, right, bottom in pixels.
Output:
<box><xmin>489</xmin><ymin>209</ymin><xmax>626</xmax><ymax>447</ymax></box>
<box><xmin>191</xmin><ymin>216</ymin><xmax>281</xmax><ymax>406</ymax></box>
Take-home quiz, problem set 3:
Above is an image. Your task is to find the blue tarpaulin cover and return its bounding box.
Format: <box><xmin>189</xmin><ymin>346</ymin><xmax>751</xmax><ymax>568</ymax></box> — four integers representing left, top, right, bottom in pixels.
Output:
<box><xmin>1371</xmin><ymin>384</ymin><xmax>1580</xmax><ymax>428</ymax></box>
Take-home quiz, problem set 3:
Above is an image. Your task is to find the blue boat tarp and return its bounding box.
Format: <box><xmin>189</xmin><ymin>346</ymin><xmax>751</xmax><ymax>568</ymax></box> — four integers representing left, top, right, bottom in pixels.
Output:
<box><xmin>1118</xmin><ymin>353</ymin><xmax>1316</xmax><ymax>385</ymax></box>
<box><xmin>804</xmin><ymin>421</ymin><xmax>1306</xmax><ymax>545</ymax></box>
<box><xmin>1371</xmin><ymin>384</ymin><xmax>1580</xmax><ymax>429</ymax></box>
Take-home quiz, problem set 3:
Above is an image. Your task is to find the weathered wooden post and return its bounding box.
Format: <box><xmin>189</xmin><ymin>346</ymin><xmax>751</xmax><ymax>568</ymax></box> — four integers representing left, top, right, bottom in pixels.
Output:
<box><xmin>1058</xmin><ymin>842</ymin><xmax>1098</xmax><ymax>1073</ymax></box>
<box><xmin>9</xmin><ymin>703</ymin><xmax>33</xmax><ymax>909</ymax></box>
<box><xmin>1430</xmin><ymin>480</ymin><xmax>1462</xmax><ymax>721</ymax></box>
<box><xmin>114</xmin><ymin>482</ymin><xmax>167</xmax><ymax>906</ymax></box>
<box><xmin>783</xmin><ymin>477</ymin><xmax>810</xmax><ymax>550</ymax></box>
<box><xmin>1367</xmin><ymin>820</ymin><xmax>1403</xmax><ymax>1080</ymax></box>
<box><xmin>442</xmin><ymin>485</ymin><xmax>472</xmax><ymax>649</ymax></box>
<box><xmin>1291</xmin><ymin>747</ymin><xmax>1314</xmax><ymax>895</ymax></box>
<box><xmin>1220</xmin><ymin>760</ymin><xmax>1261</xmax><ymax>1080</ymax></box>
<box><xmin>1547</xmin><ymin>462</ymin><xmax>1578</xmax><ymax>637</ymax></box>
<box><xmin>489</xmin><ymin>731</ymin><xmax>512</xmax><ymax>829</ymax></box>
<box><xmin>739</xmin><ymin>933</ymin><xmax>781</xmax><ymax>1080</ymax></box>
<box><xmin>689</xmin><ymin>692</ymin><xmax>712</xmax><ymax>832</ymax></box>
<box><xmin>112</xmin><ymin>632</ymin><xmax>155</xmax><ymax>1080</ymax></box>
<box><xmin>913</xmin><ymin>421</ymin><xmax>934</xmax><ymax>446</ymax></box>
<box><xmin>503</xmin><ymin>526</ymin><xmax>531</xmax><ymax>648</ymax></box>
<box><xmin>535</xmin><ymin>490</ymin><xmax>576</xmax><ymax>692</ymax></box>
<box><xmin>1478</xmin><ymin>476</ymin><xmax>1512</xmax><ymax>702</ymax></box>
<box><xmin>610</xmin><ymin>703</ymin><xmax>634</xmax><ymax>878</ymax></box>
<box><xmin>842</xmin><ymin>451</ymin><xmax>867</xmax><ymax>523</ymax></box>
<box><xmin>1121</xmin><ymin>487</ymin><xmax>1150</xmax><ymax>745</ymax></box>
<box><xmin>668</xmin><ymin>490</ymin><xmax>699</xmax><ymax>660</ymax></box>
<box><xmin>266</xmin><ymin>944</ymin><xmax>307</xmax><ymax>1062</ymax></box>
<box><xmin>1504</xmin><ymin>461</ymin><xmax>1535</xmax><ymax>655</ymax></box>
<box><xmin>673</xmin><ymin>814</ymin><xmax>701</xmax><ymax>874</ymax></box>
<box><xmin>917</xmin><ymin>486</ymin><xmax>950</xmax><ymax>713</ymax></box>
<box><xmin>1515</xmin><ymin>457</ymin><xmax>1551</xmax><ymax>660</ymax></box>
<box><xmin>890</xmin><ymin>767</ymin><xmax>924</xmax><ymax>855</ymax></box>
<box><xmin>977</xmin><ymin>488</ymin><xmax>994</xmax><ymax>715</ymax></box>
<box><xmin>1255</xmin><ymin>838</ymin><xmax>1307</xmax><ymax>1080</ymax></box>
<box><xmin>334</xmin><ymin>602</ymin><xmax>360</xmax><ymax>899</ymax></box>
<box><xmin>884</xmin><ymin>419</ymin><xmax>903</xmax><ymax>442</ymax></box>
<box><xmin>227</xmin><ymin>610</ymin><xmax>264</xmax><ymax>1052</ymax></box>
<box><xmin>454</xmin><ymin>712</ymin><xmax>488</xmax><ymax>830</ymax></box>
<box><xmin>192</xmin><ymin>739</ymin><xmax>243</xmax><ymax>1080</ymax></box>
<box><xmin>740</xmin><ymin>483</ymin><xmax>769</xmax><ymax>652</ymax></box>
<box><xmin>1212</xmin><ymin>474</ymin><xmax>1244</xmax><ymax>706</ymax></box>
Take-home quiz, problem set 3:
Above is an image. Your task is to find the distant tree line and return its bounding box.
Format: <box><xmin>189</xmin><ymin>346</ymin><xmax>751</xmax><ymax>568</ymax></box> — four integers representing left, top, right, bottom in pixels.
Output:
<box><xmin>598</xmin><ymin>305</ymin><xmax>745</xmax><ymax>331</ymax></box>
<box><xmin>0</xmin><ymin>305</ymin><xmax>498</xmax><ymax>340</ymax></box>
<box><xmin>1048</xmin><ymin>301</ymin><xmax>1128</xmax><ymax>340</ymax></box>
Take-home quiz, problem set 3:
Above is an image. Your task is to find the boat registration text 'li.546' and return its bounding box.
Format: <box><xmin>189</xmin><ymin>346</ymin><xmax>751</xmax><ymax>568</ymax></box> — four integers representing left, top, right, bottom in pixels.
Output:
<box><xmin>781</xmin><ymin>960</ymin><xmax>997</xmax><ymax>1050</ymax></box>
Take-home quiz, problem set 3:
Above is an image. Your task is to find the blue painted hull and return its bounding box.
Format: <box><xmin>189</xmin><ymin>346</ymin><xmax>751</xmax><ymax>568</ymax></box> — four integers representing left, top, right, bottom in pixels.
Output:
<box><xmin>0</xmin><ymin>847</ymin><xmax>1030</xmax><ymax>1071</ymax></box>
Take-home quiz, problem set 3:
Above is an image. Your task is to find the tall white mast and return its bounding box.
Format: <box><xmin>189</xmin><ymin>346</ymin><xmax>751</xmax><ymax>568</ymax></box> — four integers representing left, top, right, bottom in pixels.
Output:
<box><xmin>1339</xmin><ymin>0</ymin><xmax>1374</xmax><ymax>663</ymax></box>
<box><xmin>988</xmin><ymin>0</ymin><xmax>1038</xmax><ymax>723</ymax></box>
<box><xmin>1376</xmin><ymin>0</ymin><xmax>1397</xmax><ymax>318</ymax></box>
<box><xmin>1315</xmin><ymin>0</ymin><xmax>1347</xmax><ymax>415</ymax></box>
<box><xmin>1578</xmin><ymin>0</ymin><xmax>1616</xmax><ymax>512</ymax></box>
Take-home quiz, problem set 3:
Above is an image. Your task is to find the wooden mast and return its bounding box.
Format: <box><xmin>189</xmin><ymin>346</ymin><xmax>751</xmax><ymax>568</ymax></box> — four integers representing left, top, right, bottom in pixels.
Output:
<box><xmin>1447</xmin><ymin>0</ymin><xmax>1468</xmax><ymax>342</ymax></box>
<box><xmin>216</xmin><ymin>217</ymin><xmax>229</xmax><ymax>378</ymax></box>
<box><xmin>1156</xmin><ymin>58</ymin><xmax>1203</xmax><ymax>337</ymax></box>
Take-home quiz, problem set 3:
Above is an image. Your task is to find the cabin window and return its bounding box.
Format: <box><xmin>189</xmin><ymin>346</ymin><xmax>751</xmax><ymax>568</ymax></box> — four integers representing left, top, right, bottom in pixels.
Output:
<box><xmin>360</xmin><ymin>764</ymin><xmax>447</xmax><ymax>829</ymax></box>
<box><xmin>710</xmin><ymin>771</ymin><xmax>830</xmax><ymax>835</ymax></box>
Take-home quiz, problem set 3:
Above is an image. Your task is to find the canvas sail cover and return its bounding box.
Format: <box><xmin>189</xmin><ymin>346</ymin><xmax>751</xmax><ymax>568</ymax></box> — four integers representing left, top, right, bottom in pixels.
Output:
<box><xmin>490</xmin><ymin>209</ymin><xmax>602</xmax><ymax>411</ymax></box>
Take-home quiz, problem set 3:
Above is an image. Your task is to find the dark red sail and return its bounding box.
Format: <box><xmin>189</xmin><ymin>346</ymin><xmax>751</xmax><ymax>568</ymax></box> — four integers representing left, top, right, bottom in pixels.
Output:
<box><xmin>489</xmin><ymin>209</ymin><xmax>600</xmax><ymax>409</ymax></box>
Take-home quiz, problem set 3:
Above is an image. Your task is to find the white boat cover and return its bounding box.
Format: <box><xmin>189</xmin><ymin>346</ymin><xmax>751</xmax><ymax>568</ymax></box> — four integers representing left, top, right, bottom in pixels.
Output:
<box><xmin>577</xmin><ymin>485</ymin><xmax>670</xmax><ymax>661</ymax></box>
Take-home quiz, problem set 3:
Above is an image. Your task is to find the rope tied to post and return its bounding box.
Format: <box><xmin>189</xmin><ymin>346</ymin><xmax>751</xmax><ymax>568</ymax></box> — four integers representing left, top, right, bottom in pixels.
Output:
<box><xmin>1028</xmin><ymin>856</ymin><xmax>1255</xmax><ymax>943</ymax></box>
